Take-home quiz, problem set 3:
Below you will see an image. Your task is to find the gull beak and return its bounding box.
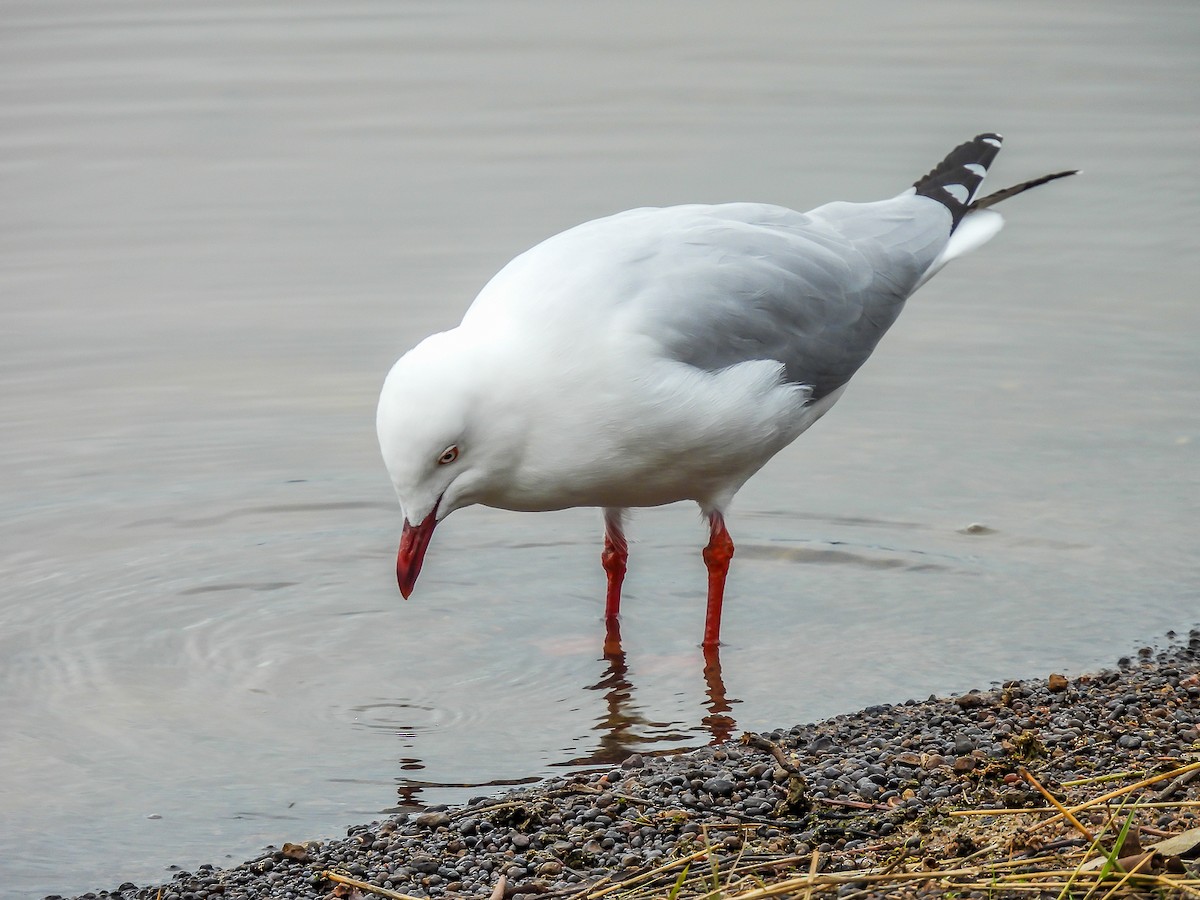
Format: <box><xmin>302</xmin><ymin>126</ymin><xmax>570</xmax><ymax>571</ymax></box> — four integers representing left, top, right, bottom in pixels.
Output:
<box><xmin>396</xmin><ymin>507</ymin><xmax>439</xmax><ymax>598</ymax></box>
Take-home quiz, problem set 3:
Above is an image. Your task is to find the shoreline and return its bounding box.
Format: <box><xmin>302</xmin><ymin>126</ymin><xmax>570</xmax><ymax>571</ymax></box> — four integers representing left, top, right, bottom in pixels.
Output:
<box><xmin>57</xmin><ymin>634</ymin><xmax>1200</xmax><ymax>900</ymax></box>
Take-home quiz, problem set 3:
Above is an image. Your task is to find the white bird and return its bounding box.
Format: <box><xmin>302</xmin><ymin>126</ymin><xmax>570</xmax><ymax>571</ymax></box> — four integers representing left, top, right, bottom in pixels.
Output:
<box><xmin>377</xmin><ymin>133</ymin><xmax>1073</xmax><ymax>650</ymax></box>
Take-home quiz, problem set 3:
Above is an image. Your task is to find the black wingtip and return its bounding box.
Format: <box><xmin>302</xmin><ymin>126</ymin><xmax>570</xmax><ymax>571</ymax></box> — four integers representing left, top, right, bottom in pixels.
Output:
<box><xmin>913</xmin><ymin>133</ymin><xmax>1006</xmax><ymax>229</ymax></box>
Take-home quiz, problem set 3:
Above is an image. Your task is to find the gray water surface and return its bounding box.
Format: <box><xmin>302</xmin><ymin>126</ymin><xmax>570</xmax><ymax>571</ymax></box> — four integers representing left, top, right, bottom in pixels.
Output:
<box><xmin>2</xmin><ymin>2</ymin><xmax>1198</xmax><ymax>895</ymax></box>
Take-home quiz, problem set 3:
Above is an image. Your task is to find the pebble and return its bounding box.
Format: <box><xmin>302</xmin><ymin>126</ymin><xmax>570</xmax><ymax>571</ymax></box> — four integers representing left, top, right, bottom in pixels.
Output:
<box><xmin>415</xmin><ymin>811</ymin><xmax>452</xmax><ymax>829</ymax></box>
<box><xmin>52</xmin><ymin>638</ymin><xmax>1200</xmax><ymax>900</ymax></box>
<box><xmin>702</xmin><ymin>777</ymin><xmax>734</xmax><ymax>796</ymax></box>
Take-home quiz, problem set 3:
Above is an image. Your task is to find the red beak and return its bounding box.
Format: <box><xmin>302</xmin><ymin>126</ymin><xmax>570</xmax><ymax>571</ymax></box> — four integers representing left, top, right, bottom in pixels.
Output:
<box><xmin>396</xmin><ymin>508</ymin><xmax>438</xmax><ymax>599</ymax></box>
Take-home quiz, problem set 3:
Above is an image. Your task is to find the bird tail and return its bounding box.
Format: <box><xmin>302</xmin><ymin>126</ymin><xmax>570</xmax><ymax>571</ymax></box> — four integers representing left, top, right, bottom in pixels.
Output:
<box><xmin>913</xmin><ymin>132</ymin><xmax>1005</xmax><ymax>230</ymax></box>
<box><xmin>910</xmin><ymin>134</ymin><xmax>1077</xmax><ymax>289</ymax></box>
<box><xmin>913</xmin><ymin>132</ymin><xmax>1078</xmax><ymax>230</ymax></box>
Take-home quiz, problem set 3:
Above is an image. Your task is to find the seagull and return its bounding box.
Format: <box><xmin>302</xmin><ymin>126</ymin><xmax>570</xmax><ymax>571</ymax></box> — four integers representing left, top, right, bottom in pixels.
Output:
<box><xmin>377</xmin><ymin>133</ymin><xmax>1074</xmax><ymax>650</ymax></box>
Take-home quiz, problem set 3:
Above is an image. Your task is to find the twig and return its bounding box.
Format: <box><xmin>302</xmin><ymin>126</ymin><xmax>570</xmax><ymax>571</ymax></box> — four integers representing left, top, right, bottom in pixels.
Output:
<box><xmin>1020</xmin><ymin>766</ymin><xmax>1095</xmax><ymax>841</ymax></box>
<box><xmin>951</xmin><ymin>800</ymin><xmax>1200</xmax><ymax>816</ymax></box>
<box><xmin>1061</xmin><ymin>771</ymin><xmax>1145</xmax><ymax>787</ymax></box>
<box><xmin>724</xmin><ymin>854</ymin><xmax>813</xmax><ymax>877</ymax></box>
<box><xmin>1028</xmin><ymin>759</ymin><xmax>1200</xmax><ymax>833</ymax></box>
<box><xmin>996</xmin><ymin>854</ymin><xmax>1088</xmax><ymax>869</ymax></box>
<box><xmin>955</xmin><ymin>842</ymin><xmax>1006</xmax><ymax>865</ymax></box>
<box><xmin>323</xmin><ymin>870</ymin><xmax>426</xmax><ymax>900</ymax></box>
<box><xmin>802</xmin><ymin>850</ymin><xmax>820</xmax><ymax>900</ymax></box>
<box><xmin>741</xmin><ymin>733</ymin><xmax>799</xmax><ymax>774</ymax></box>
<box><xmin>450</xmin><ymin>799</ymin><xmax>534</xmax><ymax>820</ymax></box>
<box><xmin>450</xmin><ymin>783</ymin><xmax>645</xmax><ymax>822</ymax></box>
<box><xmin>1156</xmin><ymin>765</ymin><xmax>1200</xmax><ymax>801</ymax></box>
<box><xmin>611</xmin><ymin>792</ymin><xmax>656</xmax><ymax>806</ymax></box>
<box><xmin>1153</xmin><ymin>875</ymin><xmax>1200</xmax><ymax>898</ymax></box>
<box><xmin>721</xmin><ymin>865</ymin><xmax>988</xmax><ymax>899</ymax></box>
<box><xmin>584</xmin><ymin>846</ymin><xmax>714</xmax><ymax>899</ymax></box>
<box><xmin>812</xmin><ymin>797</ymin><xmax>890</xmax><ymax>811</ymax></box>
<box><xmin>876</xmin><ymin>846</ymin><xmax>913</xmax><ymax>875</ymax></box>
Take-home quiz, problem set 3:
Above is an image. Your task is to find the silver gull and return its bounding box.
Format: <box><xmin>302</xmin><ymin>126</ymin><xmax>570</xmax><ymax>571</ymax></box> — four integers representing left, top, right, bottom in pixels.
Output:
<box><xmin>376</xmin><ymin>133</ymin><xmax>1074</xmax><ymax>650</ymax></box>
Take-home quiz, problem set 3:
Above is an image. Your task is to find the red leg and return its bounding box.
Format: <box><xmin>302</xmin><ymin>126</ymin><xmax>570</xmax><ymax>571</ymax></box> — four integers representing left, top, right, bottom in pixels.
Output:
<box><xmin>701</xmin><ymin>512</ymin><xmax>734</xmax><ymax>649</ymax></box>
<box><xmin>601</xmin><ymin>509</ymin><xmax>627</xmax><ymax>655</ymax></box>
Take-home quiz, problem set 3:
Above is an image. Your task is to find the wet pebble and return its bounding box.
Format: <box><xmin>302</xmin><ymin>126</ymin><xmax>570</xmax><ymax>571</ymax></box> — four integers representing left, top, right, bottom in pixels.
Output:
<box><xmin>702</xmin><ymin>777</ymin><xmax>734</xmax><ymax>796</ymax></box>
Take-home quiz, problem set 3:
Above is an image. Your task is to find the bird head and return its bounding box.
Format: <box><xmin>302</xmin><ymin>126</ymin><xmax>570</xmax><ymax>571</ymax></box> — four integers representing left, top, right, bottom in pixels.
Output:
<box><xmin>376</xmin><ymin>329</ymin><xmax>495</xmax><ymax>598</ymax></box>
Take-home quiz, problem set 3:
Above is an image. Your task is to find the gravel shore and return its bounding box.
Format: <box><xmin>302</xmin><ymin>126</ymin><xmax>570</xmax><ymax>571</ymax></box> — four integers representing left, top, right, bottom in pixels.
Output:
<box><xmin>56</xmin><ymin>633</ymin><xmax>1200</xmax><ymax>900</ymax></box>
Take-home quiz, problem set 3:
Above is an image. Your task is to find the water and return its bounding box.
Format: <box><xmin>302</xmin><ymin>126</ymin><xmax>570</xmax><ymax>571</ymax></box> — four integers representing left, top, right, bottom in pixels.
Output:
<box><xmin>2</xmin><ymin>1</ymin><xmax>1198</xmax><ymax>895</ymax></box>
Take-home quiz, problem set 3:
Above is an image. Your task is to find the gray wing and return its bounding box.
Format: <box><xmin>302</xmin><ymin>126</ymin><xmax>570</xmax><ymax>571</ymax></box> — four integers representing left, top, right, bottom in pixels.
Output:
<box><xmin>634</xmin><ymin>199</ymin><xmax>951</xmax><ymax>400</ymax></box>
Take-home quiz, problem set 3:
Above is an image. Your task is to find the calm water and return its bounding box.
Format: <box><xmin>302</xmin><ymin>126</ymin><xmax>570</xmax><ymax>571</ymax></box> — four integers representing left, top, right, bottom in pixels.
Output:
<box><xmin>2</xmin><ymin>1</ymin><xmax>1198</xmax><ymax>895</ymax></box>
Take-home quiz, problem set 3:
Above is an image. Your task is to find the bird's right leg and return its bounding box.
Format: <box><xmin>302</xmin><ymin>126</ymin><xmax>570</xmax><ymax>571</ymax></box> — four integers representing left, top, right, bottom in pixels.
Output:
<box><xmin>601</xmin><ymin>507</ymin><xmax>628</xmax><ymax>655</ymax></box>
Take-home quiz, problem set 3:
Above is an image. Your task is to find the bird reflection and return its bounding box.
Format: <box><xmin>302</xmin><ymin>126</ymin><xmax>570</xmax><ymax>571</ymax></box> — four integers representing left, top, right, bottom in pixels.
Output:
<box><xmin>559</xmin><ymin>624</ymin><xmax>740</xmax><ymax>766</ymax></box>
<box><xmin>701</xmin><ymin>645</ymin><xmax>737</xmax><ymax>744</ymax></box>
<box><xmin>394</xmin><ymin>766</ymin><xmax>425</xmax><ymax>809</ymax></box>
<box><xmin>385</xmin><ymin>627</ymin><xmax>742</xmax><ymax>807</ymax></box>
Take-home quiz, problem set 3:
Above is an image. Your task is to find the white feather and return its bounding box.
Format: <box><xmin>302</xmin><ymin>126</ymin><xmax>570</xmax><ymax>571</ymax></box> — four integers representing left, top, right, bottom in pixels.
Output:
<box><xmin>913</xmin><ymin>208</ymin><xmax>1005</xmax><ymax>289</ymax></box>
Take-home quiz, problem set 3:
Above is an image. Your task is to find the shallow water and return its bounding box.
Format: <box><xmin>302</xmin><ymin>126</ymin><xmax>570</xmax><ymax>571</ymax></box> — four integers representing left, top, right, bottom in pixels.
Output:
<box><xmin>2</xmin><ymin>1</ymin><xmax>1198</xmax><ymax>895</ymax></box>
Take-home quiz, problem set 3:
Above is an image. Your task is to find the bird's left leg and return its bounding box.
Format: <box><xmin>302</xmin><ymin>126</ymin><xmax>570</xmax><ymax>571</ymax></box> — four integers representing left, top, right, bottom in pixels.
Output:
<box><xmin>701</xmin><ymin>511</ymin><xmax>735</xmax><ymax>649</ymax></box>
<box><xmin>601</xmin><ymin>507</ymin><xmax>628</xmax><ymax>655</ymax></box>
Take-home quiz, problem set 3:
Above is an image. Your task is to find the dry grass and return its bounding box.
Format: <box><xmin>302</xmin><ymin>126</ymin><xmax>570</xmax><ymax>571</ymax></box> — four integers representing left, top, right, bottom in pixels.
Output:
<box><xmin>580</xmin><ymin>760</ymin><xmax>1200</xmax><ymax>900</ymax></box>
<box><xmin>323</xmin><ymin>759</ymin><xmax>1200</xmax><ymax>900</ymax></box>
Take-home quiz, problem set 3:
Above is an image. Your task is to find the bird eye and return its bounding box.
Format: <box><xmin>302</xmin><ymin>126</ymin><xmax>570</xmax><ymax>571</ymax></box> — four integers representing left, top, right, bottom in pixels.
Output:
<box><xmin>437</xmin><ymin>446</ymin><xmax>459</xmax><ymax>465</ymax></box>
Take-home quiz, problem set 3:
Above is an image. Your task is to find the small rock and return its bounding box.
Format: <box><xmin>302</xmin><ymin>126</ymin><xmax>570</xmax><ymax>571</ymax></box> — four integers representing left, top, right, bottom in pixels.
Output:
<box><xmin>1048</xmin><ymin>673</ymin><xmax>1069</xmax><ymax>692</ymax></box>
<box><xmin>411</xmin><ymin>855</ymin><xmax>440</xmax><ymax>874</ymax></box>
<box><xmin>415</xmin><ymin>811</ymin><xmax>452</xmax><ymax>829</ymax></box>
<box><xmin>702</xmin><ymin>778</ymin><xmax>734</xmax><ymax>796</ymax></box>
<box><xmin>856</xmin><ymin>778</ymin><xmax>880</xmax><ymax>801</ymax></box>
<box><xmin>280</xmin><ymin>842</ymin><xmax>308</xmax><ymax>861</ymax></box>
